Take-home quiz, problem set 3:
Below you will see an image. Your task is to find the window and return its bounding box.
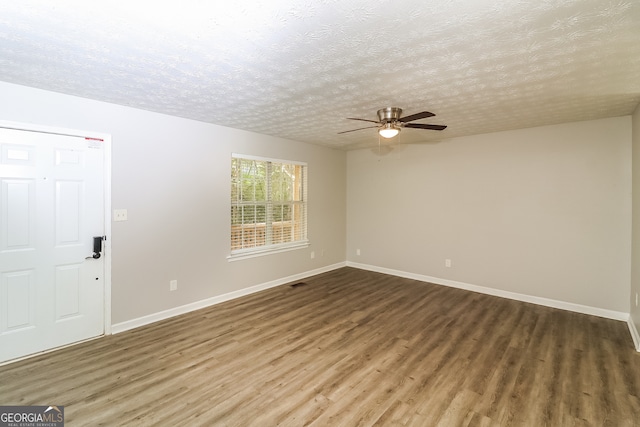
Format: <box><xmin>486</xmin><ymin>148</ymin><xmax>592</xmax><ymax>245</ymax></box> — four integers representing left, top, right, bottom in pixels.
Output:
<box><xmin>229</xmin><ymin>154</ymin><xmax>308</xmax><ymax>260</ymax></box>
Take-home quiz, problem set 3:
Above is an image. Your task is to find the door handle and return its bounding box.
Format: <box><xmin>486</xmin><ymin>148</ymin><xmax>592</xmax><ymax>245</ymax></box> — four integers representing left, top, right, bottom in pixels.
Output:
<box><xmin>86</xmin><ymin>236</ymin><xmax>105</xmax><ymax>259</ymax></box>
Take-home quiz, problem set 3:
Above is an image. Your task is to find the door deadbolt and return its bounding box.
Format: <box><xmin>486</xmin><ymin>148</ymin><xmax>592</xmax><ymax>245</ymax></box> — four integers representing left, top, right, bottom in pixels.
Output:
<box><xmin>86</xmin><ymin>236</ymin><xmax>105</xmax><ymax>259</ymax></box>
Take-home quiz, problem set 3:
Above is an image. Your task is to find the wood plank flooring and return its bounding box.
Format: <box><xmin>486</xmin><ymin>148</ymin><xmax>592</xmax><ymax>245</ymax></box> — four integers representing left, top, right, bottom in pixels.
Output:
<box><xmin>1</xmin><ymin>267</ymin><xmax>639</xmax><ymax>426</ymax></box>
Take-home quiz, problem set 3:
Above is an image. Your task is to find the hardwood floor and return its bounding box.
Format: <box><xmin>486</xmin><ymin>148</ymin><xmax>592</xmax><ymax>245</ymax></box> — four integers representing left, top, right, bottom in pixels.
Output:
<box><xmin>1</xmin><ymin>267</ymin><xmax>639</xmax><ymax>426</ymax></box>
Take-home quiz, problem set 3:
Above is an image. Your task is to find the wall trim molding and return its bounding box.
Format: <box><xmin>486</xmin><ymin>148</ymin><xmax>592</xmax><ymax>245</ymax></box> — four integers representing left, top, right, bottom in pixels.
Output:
<box><xmin>111</xmin><ymin>262</ymin><xmax>346</xmax><ymax>334</ymax></box>
<box><xmin>346</xmin><ymin>261</ymin><xmax>629</xmax><ymax>322</ymax></box>
<box><xmin>629</xmin><ymin>317</ymin><xmax>640</xmax><ymax>352</ymax></box>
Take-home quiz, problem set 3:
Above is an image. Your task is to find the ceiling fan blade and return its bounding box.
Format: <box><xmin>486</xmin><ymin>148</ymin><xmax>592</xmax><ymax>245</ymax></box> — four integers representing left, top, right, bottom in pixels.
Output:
<box><xmin>337</xmin><ymin>125</ymin><xmax>379</xmax><ymax>134</ymax></box>
<box><xmin>404</xmin><ymin>123</ymin><xmax>447</xmax><ymax>131</ymax></box>
<box><xmin>347</xmin><ymin>117</ymin><xmax>380</xmax><ymax>124</ymax></box>
<box><xmin>398</xmin><ymin>111</ymin><xmax>435</xmax><ymax>123</ymax></box>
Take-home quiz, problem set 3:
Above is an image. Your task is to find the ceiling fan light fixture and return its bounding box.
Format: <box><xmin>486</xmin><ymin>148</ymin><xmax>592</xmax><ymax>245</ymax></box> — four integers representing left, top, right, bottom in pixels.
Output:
<box><xmin>379</xmin><ymin>123</ymin><xmax>400</xmax><ymax>138</ymax></box>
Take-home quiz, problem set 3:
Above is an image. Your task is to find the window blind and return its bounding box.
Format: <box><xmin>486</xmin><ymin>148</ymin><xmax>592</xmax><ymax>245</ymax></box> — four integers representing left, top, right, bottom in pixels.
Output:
<box><xmin>231</xmin><ymin>155</ymin><xmax>307</xmax><ymax>256</ymax></box>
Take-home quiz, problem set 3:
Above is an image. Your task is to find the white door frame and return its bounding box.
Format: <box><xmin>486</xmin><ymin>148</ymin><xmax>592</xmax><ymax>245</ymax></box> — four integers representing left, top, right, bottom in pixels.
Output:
<box><xmin>0</xmin><ymin>120</ymin><xmax>112</xmax><ymax>335</ymax></box>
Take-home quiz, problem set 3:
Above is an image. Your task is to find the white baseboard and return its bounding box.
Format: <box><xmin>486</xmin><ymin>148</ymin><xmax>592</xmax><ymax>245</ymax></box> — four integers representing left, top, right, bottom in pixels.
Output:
<box><xmin>112</xmin><ymin>260</ymin><xmax>635</xmax><ymax>347</ymax></box>
<box><xmin>346</xmin><ymin>261</ymin><xmax>629</xmax><ymax>322</ymax></box>
<box><xmin>629</xmin><ymin>317</ymin><xmax>640</xmax><ymax>352</ymax></box>
<box><xmin>111</xmin><ymin>262</ymin><xmax>346</xmax><ymax>334</ymax></box>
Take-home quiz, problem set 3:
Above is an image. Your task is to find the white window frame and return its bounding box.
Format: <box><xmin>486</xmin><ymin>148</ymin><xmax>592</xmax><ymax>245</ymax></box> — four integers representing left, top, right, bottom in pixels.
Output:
<box><xmin>228</xmin><ymin>153</ymin><xmax>309</xmax><ymax>261</ymax></box>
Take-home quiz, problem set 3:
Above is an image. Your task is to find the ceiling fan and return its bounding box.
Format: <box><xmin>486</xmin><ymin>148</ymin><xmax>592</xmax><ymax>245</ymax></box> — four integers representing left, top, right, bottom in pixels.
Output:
<box><xmin>338</xmin><ymin>107</ymin><xmax>446</xmax><ymax>138</ymax></box>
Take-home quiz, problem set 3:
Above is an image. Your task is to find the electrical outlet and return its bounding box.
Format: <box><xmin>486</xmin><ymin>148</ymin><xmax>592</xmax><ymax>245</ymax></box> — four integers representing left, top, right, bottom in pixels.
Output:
<box><xmin>170</xmin><ymin>280</ymin><xmax>178</xmax><ymax>291</ymax></box>
<box><xmin>357</xmin><ymin>249</ymin><xmax>361</xmax><ymax>256</ymax></box>
<box><xmin>445</xmin><ymin>259</ymin><xmax>452</xmax><ymax>268</ymax></box>
<box><xmin>310</xmin><ymin>251</ymin><xmax>315</xmax><ymax>259</ymax></box>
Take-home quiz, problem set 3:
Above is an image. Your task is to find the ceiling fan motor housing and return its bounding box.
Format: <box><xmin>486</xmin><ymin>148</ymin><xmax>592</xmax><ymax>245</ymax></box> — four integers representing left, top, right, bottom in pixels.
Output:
<box><xmin>377</xmin><ymin>107</ymin><xmax>402</xmax><ymax>123</ymax></box>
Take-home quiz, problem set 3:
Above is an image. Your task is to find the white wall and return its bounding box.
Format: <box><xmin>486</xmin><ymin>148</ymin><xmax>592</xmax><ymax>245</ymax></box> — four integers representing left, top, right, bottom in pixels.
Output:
<box><xmin>1</xmin><ymin>79</ymin><xmax>634</xmax><ymax>332</ymax></box>
<box><xmin>0</xmin><ymin>81</ymin><xmax>347</xmax><ymax>325</ymax></box>
<box><xmin>347</xmin><ymin>117</ymin><xmax>632</xmax><ymax>313</ymax></box>
<box><xmin>631</xmin><ymin>104</ymin><xmax>640</xmax><ymax>343</ymax></box>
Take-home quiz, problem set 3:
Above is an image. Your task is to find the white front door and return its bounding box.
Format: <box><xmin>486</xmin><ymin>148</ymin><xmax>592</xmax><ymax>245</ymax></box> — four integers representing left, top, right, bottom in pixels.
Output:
<box><xmin>0</xmin><ymin>127</ymin><xmax>106</xmax><ymax>363</ymax></box>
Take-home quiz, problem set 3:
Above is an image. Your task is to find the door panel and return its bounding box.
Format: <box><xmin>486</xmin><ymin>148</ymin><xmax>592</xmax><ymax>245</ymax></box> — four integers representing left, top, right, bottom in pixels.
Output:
<box><xmin>3</xmin><ymin>269</ymin><xmax>35</xmax><ymax>331</ymax></box>
<box><xmin>55</xmin><ymin>264</ymin><xmax>82</xmax><ymax>319</ymax></box>
<box><xmin>56</xmin><ymin>180</ymin><xmax>83</xmax><ymax>245</ymax></box>
<box><xmin>0</xmin><ymin>127</ymin><xmax>105</xmax><ymax>363</ymax></box>
<box><xmin>2</xmin><ymin>179</ymin><xmax>34</xmax><ymax>250</ymax></box>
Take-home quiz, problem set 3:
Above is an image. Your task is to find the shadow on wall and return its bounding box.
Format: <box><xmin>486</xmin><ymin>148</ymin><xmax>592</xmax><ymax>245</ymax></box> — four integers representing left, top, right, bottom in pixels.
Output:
<box><xmin>368</xmin><ymin>137</ymin><xmax>447</xmax><ymax>157</ymax></box>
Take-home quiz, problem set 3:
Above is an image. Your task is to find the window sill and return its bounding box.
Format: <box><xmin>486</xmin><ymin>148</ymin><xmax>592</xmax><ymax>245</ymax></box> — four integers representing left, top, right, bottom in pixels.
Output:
<box><xmin>227</xmin><ymin>240</ymin><xmax>310</xmax><ymax>262</ymax></box>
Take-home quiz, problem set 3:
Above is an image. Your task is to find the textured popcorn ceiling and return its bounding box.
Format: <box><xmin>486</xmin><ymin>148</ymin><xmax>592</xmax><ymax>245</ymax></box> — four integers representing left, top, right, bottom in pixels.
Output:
<box><xmin>1</xmin><ymin>0</ymin><xmax>639</xmax><ymax>149</ymax></box>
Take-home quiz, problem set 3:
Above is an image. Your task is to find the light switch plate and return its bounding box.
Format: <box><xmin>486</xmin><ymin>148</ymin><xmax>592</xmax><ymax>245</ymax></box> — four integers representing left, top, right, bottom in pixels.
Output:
<box><xmin>114</xmin><ymin>209</ymin><xmax>128</xmax><ymax>221</ymax></box>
